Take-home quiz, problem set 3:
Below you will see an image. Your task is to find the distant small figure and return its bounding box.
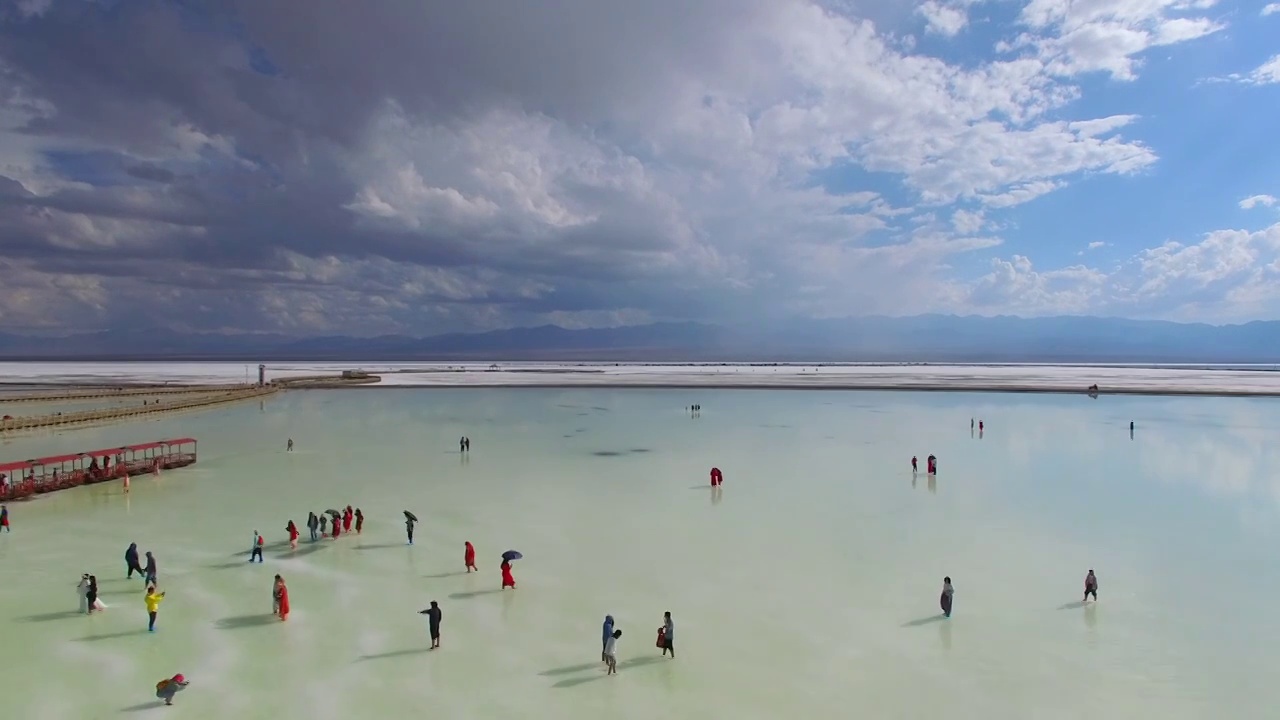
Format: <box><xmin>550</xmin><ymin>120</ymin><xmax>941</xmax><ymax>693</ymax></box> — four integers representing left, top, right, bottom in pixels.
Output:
<box><xmin>710</xmin><ymin>467</ymin><xmax>723</xmax><ymax>487</ymax></box>
<box><xmin>307</xmin><ymin>512</ymin><xmax>320</xmax><ymax>542</ymax></box>
<box><xmin>286</xmin><ymin>438</ymin><xmax>294</xmax><ymax>452</ymax></box>
<box><xmin>355</xmin><ymin>508</ymin><xmax>364</xmax><ymax>534</ymax></box>
<box><xmin>78</xmin><ymin>574</ymin><xmax>91</xmax><ymax>614</ymax></box>
<box><xmin>0</xmin><ymin>504</ymin><xmax>9</xmax><ymax>532</ymax></box>
<box><xmin>464</xmin><ymin>541</ymin><xmax>477</xmax><ymax>572</ymax></box>
<box><xmin>940</xmin><ymin>576</ymin><xmax>954</xmax><ymax>618</ymax></box>
<box><xmin>145</xmin><ymin>586</ymin><xmax>166</xmax><ymax>632</ymax></box>
<box><xmin>419</xmin><ymin>600</ymin><xmax>442</xmax><ymax>649</ymax></box>
<box><xmin>87</xmin><ymin>575</ymin><xmax>100</xmax><ymax>613</ymax></box>
<box><xmin>1084</xmin><ymin>570</ymin><xmax>1098</xmax><ymax>602</ymax></box>
<box><xmin>661</xmin><ymin>612</ymin><xmax>675</xmax><ymax>658</ymax></box>
<box><xmin>911</xmin><ymin>456</ymin><xmax>917</xmax><ymax>473</ymax></box>
<box><xmin>978</xmin><ymin>421</ymin><xmax>984</xmax><ymax>432</ymax></box>
<box><xmin>249</xmin><ymin>531</ymin><xmax>264</xmax><ymax>563</ymax></box>
<box><xmin>286</xmin><ymin>520</ymin><xmax>299</xmax><ymax>550</ymax></box>
<box><xmin>1129</xmin><ymin>421</ymin><xmax>1134</xmax><ymax>434</ymax></box>
<box><xmin>144</xmin><ymin>551</ymin><xmax>158</xmax><ymax>586</ymax></box>
<box><xmin>274</xmin><ymin>574</ymin><xmax>290</xmax><ymax>621</ymax></box>
<box><xmin>605</xmin><ymin>628</ymin><xmax>621</xmax><ymax>674</ymax></box>
<box><xmin>464</xmin><ymin>437</ymin><xmax>470</xmax><ymax>452</ymax></box>
<box><xmin>971</xmin><ymin>418</ymin><xmax>974</xmax><ymax>430</ymax></box>
<box><xmin>154</xmin><ymin>674</ymin><xmax>188</xmax><ymax>706</ymax></box>
<box><xmin>343</xmin><ymin>506</ymin><xmax>354</xmax><ymax>533</ymax></box>
<box><xmin>602</xmin><ymin>614</ymin><xmax>615</xmax><ymax>662</ymax></box>
<box><xmin>319</xmin><ymin>514</ymin><xmax>328</xmax><ymax>537</ymax></box>
<box><xmin>405</xmin><ymin>515</ymin><xmax>416</xmax><ymax>545</ymax></box>
<box><xmin>125</xmin><ymin>543</ymin><xmax>144</xmax><ymax>579</ymax></box>
<box><xmin>460</xmin><ymin>437</ymin><xmax>467</xmax><ymax>453</ymax></box>
<box><xmin>927</xmin><ymin>454</ymin><xmax>937</xmax><ymax>475</ymax></box>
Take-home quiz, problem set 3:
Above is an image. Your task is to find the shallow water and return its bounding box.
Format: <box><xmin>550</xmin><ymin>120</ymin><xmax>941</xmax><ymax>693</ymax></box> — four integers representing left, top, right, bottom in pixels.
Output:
<box><xmin>1</xmin><ymin>388</ymin><xmax>1278</xmax><ymax>719</ymax></box>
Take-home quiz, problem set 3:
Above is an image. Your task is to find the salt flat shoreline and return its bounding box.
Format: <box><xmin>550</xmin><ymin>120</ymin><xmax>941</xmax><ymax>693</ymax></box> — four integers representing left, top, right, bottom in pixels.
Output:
<box><xmin>3</xmin><ymin>362</ymin><xmax>1280</xmax><ymax>399</ymax></box>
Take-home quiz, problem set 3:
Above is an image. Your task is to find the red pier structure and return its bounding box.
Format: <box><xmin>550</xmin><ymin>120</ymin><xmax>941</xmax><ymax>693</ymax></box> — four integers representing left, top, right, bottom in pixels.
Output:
<box><xmin>0</xmin><ymin>438</ymin><xmax>197</xmax><ymax>501</ymax></box>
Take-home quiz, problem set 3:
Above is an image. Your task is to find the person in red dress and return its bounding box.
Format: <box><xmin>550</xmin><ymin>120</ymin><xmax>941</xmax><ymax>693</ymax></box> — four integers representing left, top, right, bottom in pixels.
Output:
<box><xmin>501</xmin><ymin>561</ymin><xmax>516</xmax><ymax>589</ymax></box>
<box><xmin>273</xmin><ymin>575</ymin><xmax>290</xmax><ymax>621</ymax></box>
<box><xmin>286</xmin><ymin>521</ymin><xmax>299</xmax><ymax>550</ymax></box>
<box><xmin>464</xmin><ymin>542</ymin><xmax>477</xmax><ymax>573</ymax></box>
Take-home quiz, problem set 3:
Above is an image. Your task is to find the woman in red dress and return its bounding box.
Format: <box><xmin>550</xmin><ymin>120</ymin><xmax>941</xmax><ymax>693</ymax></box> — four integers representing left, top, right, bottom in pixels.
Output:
<box><xmin>501</xmin><ymin>561</ymin><xmax>516</xmax><ymax>589</ymax></box>
<box><xmin>286</xmin><ymin>521</ymin><xmax>299</xmax><ymax>550</ymax></box>
<box><xmin>343</xmin><ymin>507</ymin><xmax>353</xmax><ymax>533</ymax></box>
<box><xmin>464</xmin><ymin>542</ymin><xmax>477</xmax><ymax>573</ymax></box>
<box><xmin>274</xmin><ymin>575</ymin><xmax>290</xmax><ymax>621</ymax></box>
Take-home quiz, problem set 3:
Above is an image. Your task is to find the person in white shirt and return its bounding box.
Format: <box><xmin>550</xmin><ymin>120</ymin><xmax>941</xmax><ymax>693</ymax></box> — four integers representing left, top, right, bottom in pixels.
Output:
<box><xmin>604</xmin><ymin>629</ymin><xmax>621</xmax><ymax>675</ymax></box>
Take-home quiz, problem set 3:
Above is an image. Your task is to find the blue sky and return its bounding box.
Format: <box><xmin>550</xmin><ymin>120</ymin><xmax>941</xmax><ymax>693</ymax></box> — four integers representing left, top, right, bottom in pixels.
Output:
<box><xmin>0</xmin><ymin>0</ymin><xmax>1278</xmax><ymax>335</ymax></box>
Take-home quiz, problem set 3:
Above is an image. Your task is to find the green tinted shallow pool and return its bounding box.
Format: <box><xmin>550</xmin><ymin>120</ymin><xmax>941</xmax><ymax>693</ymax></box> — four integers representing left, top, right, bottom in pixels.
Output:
<box><xmin>1</xmin><ymin>388</ymin><xmax>1277</xmax><ymax>719</ymax></box>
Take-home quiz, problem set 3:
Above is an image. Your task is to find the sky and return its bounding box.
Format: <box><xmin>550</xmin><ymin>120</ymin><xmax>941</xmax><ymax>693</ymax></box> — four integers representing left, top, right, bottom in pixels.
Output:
<box><xmin>0</xmin><ymin>0</ymin><xmax>1277</xmax><ymax>337</ymax></box>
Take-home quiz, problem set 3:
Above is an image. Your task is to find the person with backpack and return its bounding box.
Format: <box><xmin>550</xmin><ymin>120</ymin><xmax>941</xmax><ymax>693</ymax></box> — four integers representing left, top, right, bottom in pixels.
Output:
<box><xmin>154</xmin><ymin>674</ymin><xmax>189</xmax><ymax>705</ymax></box>
<box><xmin>249</xmin><ymin>531</ymin><xmax>264</xmax><ymax>562</ymax></box>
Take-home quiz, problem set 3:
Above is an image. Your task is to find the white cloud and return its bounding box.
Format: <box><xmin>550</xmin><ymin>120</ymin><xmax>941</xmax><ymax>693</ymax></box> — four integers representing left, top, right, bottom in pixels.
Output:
<box><xmin>1244</xmin><ymin>55</ymin><xmax>1280</xmax><ymax>84</ymax></box>
<box><xmin>1077</xmin><ymin>240</ymin><xmax>1108</xmax><ymax>255</ymax></box>
<box><xmin>917</xmin><ymin>1</ymin><xmax>970</xmax><ymax>36</ymax></box>
<box><xmin>1239</xmin><ymin>195</ymin><xmax>1277</xmax><ymax>210</ymax></box>
<box><xmin>1263</xmin><ymin>3</ymin><xmax>1280</xmax><ymax>16</ymax></box>
<box><xmin>952</xmin><ymin>208</ymin><xmax>986</xmax><ymax>233</ymax></box>
<box><xmin>962</xmin><ymin>221</ymin><xmax>1280</xmax><ymax>320</ymax></box>
<box><xmin>1011</xmin><ymin>0</ymin><xmax>1225</xmax><ymax>81</ymax></box>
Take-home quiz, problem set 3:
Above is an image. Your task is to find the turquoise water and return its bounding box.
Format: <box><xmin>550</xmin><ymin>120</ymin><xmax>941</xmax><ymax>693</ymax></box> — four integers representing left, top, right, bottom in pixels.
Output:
<box><xmin>1</xmin><ymin>389</ymin><xmax>1278</xmax><ymax>719</ymax></box>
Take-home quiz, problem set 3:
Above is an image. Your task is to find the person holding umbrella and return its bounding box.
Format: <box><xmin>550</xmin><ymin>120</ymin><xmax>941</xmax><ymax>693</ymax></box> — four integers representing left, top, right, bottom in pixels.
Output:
<box><xmin>327</xmin><ymin>509</ymin><xmax>342</xmax><ymax>539</ymax></box>
<box><xmin>419</xmin><ymin>600</ymin><xmax>442</xmax><ymax>649</ymax></box>
<box><xmin>404</xmin><ymin>511</ymin><xmax>417</xmax><ymax>545</ymax></box>
<box><xmin>501</xmin><ymin>550</ymin><xmax>521</xmax><ymax>589</ymax></box>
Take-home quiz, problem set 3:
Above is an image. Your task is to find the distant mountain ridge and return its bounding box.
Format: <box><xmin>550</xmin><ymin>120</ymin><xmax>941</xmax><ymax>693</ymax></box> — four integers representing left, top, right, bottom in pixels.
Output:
<box><xmin>1</xmin><ymin>315</ymin><xmax>1279</xmax><ymax>363</ymax></box>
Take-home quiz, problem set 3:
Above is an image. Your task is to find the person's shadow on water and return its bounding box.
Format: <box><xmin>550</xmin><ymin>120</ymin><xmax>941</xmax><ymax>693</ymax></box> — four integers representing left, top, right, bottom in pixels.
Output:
<box><xmin>902</xmin><ymin>614</ymin><xmax>947</xmax><ymax>627</ymax></box>
<box><xmin>120</xmin><ymin>701</ymin><xmax>164</xmax><ymax>712</ymax></box>
<box><xmin>549</xmin><ymin>657</ymin><xmax>666</xmax><ymax>688</ymax></box>
<box><xmin>357</xmin><ymin>647</ymin><xmax>432</xmax><ymax>661</ymax></box>
<box><xmin>214</xmin><ymin>614</ymin><xmax>277</xmax><ymax>630</ymax></box>
<box><xmin>77</xmin><ymin>629</ymin><xmax>145</xmax><ymax>642</ymax></box>
<box><xmin>16</xmin><ymin>610</ymin><xmax>81</xmax><ymax>622</ymax></box>
<box><xmin>449</xmin><ymin>589</ymin><xmax>501</xmax><ymax>600</ymax></box>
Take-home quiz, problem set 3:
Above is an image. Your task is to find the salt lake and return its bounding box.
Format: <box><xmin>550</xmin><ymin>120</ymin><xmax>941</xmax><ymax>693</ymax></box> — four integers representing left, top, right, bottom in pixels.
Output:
<box><xmin>1</xmin><ymin>386</ymin><xmax>1278</xmax><ymax>719</ymax></box>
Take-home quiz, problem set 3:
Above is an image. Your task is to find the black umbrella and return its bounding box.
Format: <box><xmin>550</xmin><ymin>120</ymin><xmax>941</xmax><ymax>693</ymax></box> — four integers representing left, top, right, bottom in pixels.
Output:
<box><xmin>326</xmin><ymin>509</ymin><xmax>341</xmax><ymax>518</ymax></box>
<box><xmin>502</xmin><ymin>550</ymin><xmax>523</xmax><ymax>562</ymax></box>
<box><xmin>403</xmin><ymin>510</ymin><xmax>418</xmax><ymax>523</ymax></box>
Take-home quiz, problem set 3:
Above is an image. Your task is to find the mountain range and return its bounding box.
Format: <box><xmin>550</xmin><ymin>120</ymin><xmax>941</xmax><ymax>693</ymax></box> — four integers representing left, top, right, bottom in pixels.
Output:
<box><xmin>2</xmin><ymin>315</ymin><xmax>1280</xmax><ymax>363</ymax></box>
